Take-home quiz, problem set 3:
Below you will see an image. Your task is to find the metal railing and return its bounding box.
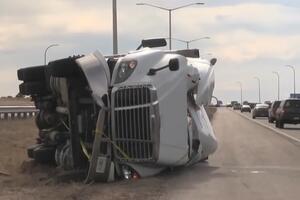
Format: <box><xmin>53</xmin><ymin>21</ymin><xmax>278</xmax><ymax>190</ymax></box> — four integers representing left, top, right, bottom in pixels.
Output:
<box><xmin>0</xmin><ymin>106</ymin><xmax>38</xmax><ymax>120</ymax></box>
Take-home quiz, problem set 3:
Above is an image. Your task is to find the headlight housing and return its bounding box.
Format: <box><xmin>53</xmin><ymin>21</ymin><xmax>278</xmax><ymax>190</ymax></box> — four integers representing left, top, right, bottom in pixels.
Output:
<box><xmin>115</xmin><ymin>60</ymin><xmax>137</xmax><ymax>84</ymax></box>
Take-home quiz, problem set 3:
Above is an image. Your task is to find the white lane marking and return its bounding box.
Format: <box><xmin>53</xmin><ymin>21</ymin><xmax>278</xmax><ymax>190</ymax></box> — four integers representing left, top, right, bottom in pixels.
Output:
<box><xmin>223</xmin><ymin>165</ymin><xmax>300</xmax><ymax>171</ymax></box>
<box><xmin>230</xmin><ymin>169</ymin><xmax>265</xmax><ymax>174</ymax></box>
<box><xmin>250</xmin><ymin>170</ymin><xmax>265</xmax><ymax>174</ymax></box>
<box><xmin>231</xmin><ymin>109</ymin><xmax>300</xmax><ymax>144</ymax></box>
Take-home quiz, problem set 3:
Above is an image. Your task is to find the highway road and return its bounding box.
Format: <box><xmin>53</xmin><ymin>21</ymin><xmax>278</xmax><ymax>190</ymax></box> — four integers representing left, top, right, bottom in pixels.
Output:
<box><xmin>239</xmin><ymin>110</ymin><xmax>300</xmax><ymax>141</ymax></box>
<box><xmin>155</xmin><ymin>107</ymin><xmax>300</xmax><ymax>200</ymax></box>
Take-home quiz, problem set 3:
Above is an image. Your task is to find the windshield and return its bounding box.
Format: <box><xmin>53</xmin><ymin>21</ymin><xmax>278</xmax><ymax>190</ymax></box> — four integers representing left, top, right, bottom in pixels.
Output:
<box><xmin>273</xmin><ymin>101</ymin><xmax>281</xmax><ymax>108</ymax></box>
<box><xmin>284</xmin><ymin>100</ymin><xmax>300</xmax><ymax>108</ymax></box>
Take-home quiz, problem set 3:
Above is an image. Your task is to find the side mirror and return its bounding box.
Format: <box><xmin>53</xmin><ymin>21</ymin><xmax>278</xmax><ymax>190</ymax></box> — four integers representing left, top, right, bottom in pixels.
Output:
<box><xmin>169</xmin><ymin>58</ymin><xmax>179</xmax><ymax>71</ymax></box>
<box><xmin>210</xmin><ymin>58</ymin><xmax>217</xmax><ymax>66</ymax></box>
<box><xmin>147</xmin><ymin>58</ymin><xmax>179</xmax><ymax>76</ymax></box>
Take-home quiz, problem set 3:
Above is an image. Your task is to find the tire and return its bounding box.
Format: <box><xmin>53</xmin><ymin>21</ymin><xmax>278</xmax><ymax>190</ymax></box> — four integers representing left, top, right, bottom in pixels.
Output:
<box><xmin>35</xmin><ymin>110</ymin><xmax>59</xmax><ymax>129</ymax></box>
<box><xmin>252</xmin><ymin>115</ymin><xmax>256</xmax><ymax>119</ymax></box>
<box><xmin>17</xmin><ymin>66</ymin><xmax>46</xmax><ymax>81</ymax></box>
<box><xmin>268</xmin><ymin>118</ymin><xmax>273</xmax><ymax>123</ymax></box>
<box><xmin>278</xmin><ymin>121</ymin><xmax>284</xmax><ymax>129</ymax></box>
<box><xmin>27</xmin><ymin>144</ymin><xmax>56</xmax><ymax>164</ymax></box>
<box><xmin>47</xmin><ymin>57</ymin><xmax>82</xmax><ymax>77</ymax></box>
<box><xmin>19</xmin><ymin>81</ymin><xmax>47</xmax><ymax>95</ymax></box>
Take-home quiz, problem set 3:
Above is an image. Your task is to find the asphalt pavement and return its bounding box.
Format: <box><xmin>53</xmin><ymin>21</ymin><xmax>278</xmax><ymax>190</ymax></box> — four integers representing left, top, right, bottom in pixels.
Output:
<box><xmin>157</xmin><ymin>107</ymin><xmax>300</xmax><ymax>200</ymax></box>
<box><xmin>239</xmin><ymin>110</ymin><xmax>300</xmax><ymax>141</ymax></box>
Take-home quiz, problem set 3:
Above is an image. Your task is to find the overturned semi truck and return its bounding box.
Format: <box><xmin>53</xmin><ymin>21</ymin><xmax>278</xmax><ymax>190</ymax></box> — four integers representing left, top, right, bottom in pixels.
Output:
<box><xmin>17</xmin><ymin>38</ymin><xmax>217</xmax><ymax>182</ymax></box>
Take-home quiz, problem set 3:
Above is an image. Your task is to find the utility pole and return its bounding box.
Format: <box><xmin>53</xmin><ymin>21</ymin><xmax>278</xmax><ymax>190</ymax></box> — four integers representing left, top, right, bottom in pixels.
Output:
<box><xmin>237</xmin><ymin>82</ymin><xmax>243</xmax><ymax>105</ymax></box>
<box><xmin>171</xmin><ymin>37</ymin><xmax>210</xmax><ymax>49</ymax></box>
<box><xmin>272</xmin><ymin>71</ymin><xmax>280</xmax><ymax>100</ymax></box>
<box><xmin>168</xmin><ymin>10</ymin><xmax>172</xmax><ymax>50</ymax></box>
<box><xmin>44</xmin><ymin>44</ymin><xmax>59</xmax><ymax>65</ymax></box>
<box><xmin>112</xmin><ymin>0</ymin><xmax>118</xmax><ymax>54</ymax></box>
<box><xmin>254</xmin><ymin>77</ymin><xmax>261</xmax><ymax>103</ymax></box>
<box><xmin>136</xmin><ymin>2</ymin><xmax>204</xmax><ymax>50</ymax></box>
<box><xmin>286</xmin><ymin>65</ymin><xmax>296</xmax><ymax>96</ymax></box>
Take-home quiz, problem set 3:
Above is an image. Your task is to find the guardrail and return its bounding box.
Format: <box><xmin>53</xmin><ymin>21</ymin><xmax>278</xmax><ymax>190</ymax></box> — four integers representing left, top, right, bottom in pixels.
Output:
<box><xmin>0</xmin><ymin>106</ymin><xmax>38</xmax><ymax>120</ymax></box>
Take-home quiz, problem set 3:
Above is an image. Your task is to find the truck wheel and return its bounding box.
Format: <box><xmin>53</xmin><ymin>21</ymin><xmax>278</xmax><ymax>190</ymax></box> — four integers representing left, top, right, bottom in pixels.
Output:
<box><xmin>35</xmin><ymin>110</ymin><xmax>59</xmax><ymax>129</ymax></box>
<box><xmin>19</xmin><ymin>82</ymin><xmax>47</xmax><ymax>95</ymax></box>
<box><xmin>279</xmin><ymin>121</ymin><xmax>284</xmax><ymax>129</ymax></box>
<box><xmin>27</xmin><ymin>144</ymin><xmax>56</xmax><ymax>164</ymax></box>
<box><xmin>17</xmin><ymin>66</ymin><xmax>46</xmax><ymax>81</ymax></box>
<box><xmin>47</xmin><ymin>57</ymin><xmax>82</xmax><ymax>77</ymax></box>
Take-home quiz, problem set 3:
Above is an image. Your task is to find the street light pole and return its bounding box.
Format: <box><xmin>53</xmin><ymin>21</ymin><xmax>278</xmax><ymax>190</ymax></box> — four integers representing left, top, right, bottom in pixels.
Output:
<box><xmin>136</xmin><ymin>2</ymin><xmax>204</xmax><ymax>50</ymax></box>
<box><xmin>237</xmin><ymin>81</ymin><xmax>243</xmax><ymax>105</ymax></box>
<box><xmin>272</xmin><ymin>71</ymin><xmax>280</xmax><ymax>100</ymax></box>
<box><xmin>171</xmin><ymin>37</ymin><xmax>210</xmax><ymax>49</ymax></box>
<box><xmin>169</xmin><ymin>10</ymin><xmax>172</xmax><ymax>50</ymax></box>
<box><xmin>254</xmin><ymin>77</ymin><xmax>261</xmax><ymax>103</ymax></box>
<box><xmin>44</xmin><ymin>44</ymin><xmax>59</xmax><ymax>65</ymax></box>
<box><xmin>112</xmin><ymin>0</ymin><xmax>118</xmax><ymax>54</ymax></box>
<box><xmin>286</xmin><ymin>65</ymin><xmax>296</xmax><ymax>96</ymax></box>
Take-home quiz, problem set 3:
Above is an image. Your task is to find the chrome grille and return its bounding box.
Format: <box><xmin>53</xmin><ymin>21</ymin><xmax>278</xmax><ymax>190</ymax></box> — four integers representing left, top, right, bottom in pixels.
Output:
<box><xmin>112</xmin><ymin>85</ymin><xmax>159</xmax><ymax>162</ymax></box>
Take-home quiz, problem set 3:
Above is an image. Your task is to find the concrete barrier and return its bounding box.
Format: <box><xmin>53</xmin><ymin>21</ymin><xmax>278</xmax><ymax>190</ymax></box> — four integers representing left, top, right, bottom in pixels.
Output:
<box><xmin>0</xmin><ymin>106</ymin><xmax>38</xmax><ymax>120</ymax></box>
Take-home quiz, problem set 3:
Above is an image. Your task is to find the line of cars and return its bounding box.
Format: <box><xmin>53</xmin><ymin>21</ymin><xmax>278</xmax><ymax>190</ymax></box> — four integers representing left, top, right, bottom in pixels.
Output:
<box><xmin>233</xmin><ymin>99</ymin><xmax>300</xmax><ymax>129</ymax></box>
<box><xmin>269</xmin><ymin>99</ymin><xmax>300</xmax><ymax>129</ymax></box>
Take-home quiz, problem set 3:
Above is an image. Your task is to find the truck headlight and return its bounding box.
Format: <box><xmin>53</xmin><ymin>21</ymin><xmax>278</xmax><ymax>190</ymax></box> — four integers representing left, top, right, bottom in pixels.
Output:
<box><xmin>115</xmin><ymin>60</ymin><xmax>137</xmax><ymax>84</ymax></box>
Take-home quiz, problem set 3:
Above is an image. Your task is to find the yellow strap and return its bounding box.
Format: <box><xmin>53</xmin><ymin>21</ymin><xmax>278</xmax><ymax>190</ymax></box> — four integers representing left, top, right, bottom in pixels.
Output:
<box><xmin>110</xmin><ymin>140</ymin><xmax>131</xmax><ymax>160</ymax></box>
<box><xmin>81</xmin><ymin>132</ymin><xmax>131</xmax><ymax>161</ymax></box>
<box><xmin>80</xmin><ymin>139</ymin><xmax>91</xmax><ymax>161</ymax></box>
<box><xmin>101</xmin><ymin>134</ymin><xmax>131</xmax><ymax>160</ymax></box>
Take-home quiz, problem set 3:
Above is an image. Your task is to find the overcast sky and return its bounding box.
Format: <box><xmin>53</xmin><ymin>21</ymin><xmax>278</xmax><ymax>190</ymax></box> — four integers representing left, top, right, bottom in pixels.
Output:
<box><xmin>0</xmin><ymin>0</ymin><xmax>299</xmax><ymax>103</ymax></box>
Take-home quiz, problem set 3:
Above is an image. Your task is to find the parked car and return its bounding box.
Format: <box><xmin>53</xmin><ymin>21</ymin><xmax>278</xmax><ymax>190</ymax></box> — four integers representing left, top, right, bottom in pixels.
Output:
<box><xmin>233</xmin><ymin>103</ymin><xmax>241</xmax><ymax>110</ymax></box>
<box><xmin>252</xmin><ymin>104</ymin><xmax>269</xmax><ymax>119</ymax></box>
<box><xmin>241</xmin><ymin>105</ymin><xmax>251</xmax><ymax>112</ymax></box>
<box><xmin>275</xmin><ymin>99</ymin><xmax>300</xmax><ymax>128</ymax></box>
<box><xmin>268</xmin><ymin>101</ymin><xmax>281</xmax><ymax>123</ymax></box>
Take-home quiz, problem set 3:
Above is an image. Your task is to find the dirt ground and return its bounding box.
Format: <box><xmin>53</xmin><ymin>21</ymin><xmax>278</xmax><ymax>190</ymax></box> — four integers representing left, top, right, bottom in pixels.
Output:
<box><xmin>0</xmin><ymin>119</ymin><xmax>165</xmax><ymax>200</ymax></box>
<box><xmin>0</xmin><ymin>98</ymin><xmax>33</xmax><ymax>106</ymax></box>
<box><xmin>0</xmin><ymin>109</ymin><xmax>217</xmax><ymax>200</ymax></box>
